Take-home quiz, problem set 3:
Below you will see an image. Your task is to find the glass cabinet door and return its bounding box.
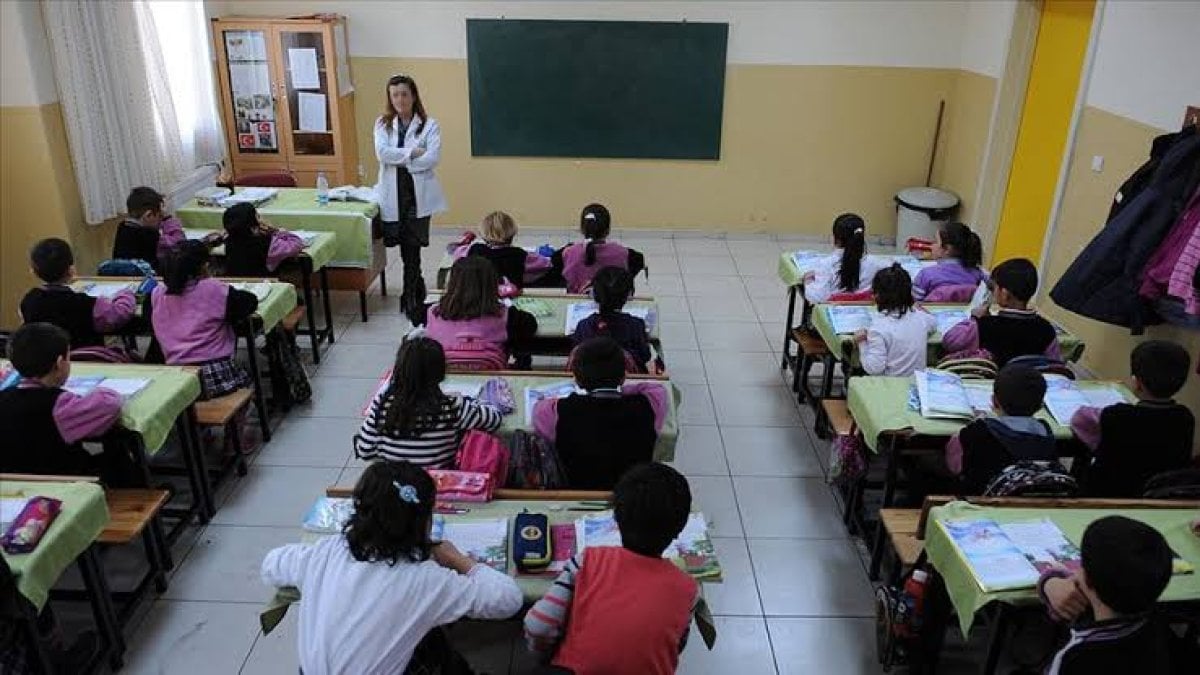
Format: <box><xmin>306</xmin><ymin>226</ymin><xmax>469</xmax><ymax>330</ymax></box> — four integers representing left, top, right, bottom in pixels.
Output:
<box><xmin>276</xmin><ymin>29</ymin><xmax>336</xmax><ymax>157</ymax></box>
<box><xmin>221</xmin><ymin>29</ymin><xmax>280</xmax><ymax>155</ymax></box>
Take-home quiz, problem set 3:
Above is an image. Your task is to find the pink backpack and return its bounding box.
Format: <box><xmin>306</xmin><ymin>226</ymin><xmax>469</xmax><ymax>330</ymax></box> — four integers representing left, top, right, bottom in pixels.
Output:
<box><xmin>443</xmin><ymin>336</ymin><xmax>508</xmax><ymax>371</ymax></box>
<box><xmin>456</xmin><ymin>429</ymin><xmax>510</xmax><ymax>486</ymax></box>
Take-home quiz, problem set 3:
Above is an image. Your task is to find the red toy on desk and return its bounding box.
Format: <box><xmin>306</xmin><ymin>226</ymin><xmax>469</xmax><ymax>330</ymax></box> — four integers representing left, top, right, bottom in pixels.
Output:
<box><xmin>2</xmin><ymin>497</ymin><xmax>63</xmax><ymax>554</ymax></box>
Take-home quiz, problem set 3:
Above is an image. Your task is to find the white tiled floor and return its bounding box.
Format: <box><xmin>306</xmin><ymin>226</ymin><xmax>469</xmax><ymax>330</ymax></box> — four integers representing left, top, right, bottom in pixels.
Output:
<box><xmin>109</xmin><ymin>231</ymin><xmax>900</xmax><ymax>673</ymax></box>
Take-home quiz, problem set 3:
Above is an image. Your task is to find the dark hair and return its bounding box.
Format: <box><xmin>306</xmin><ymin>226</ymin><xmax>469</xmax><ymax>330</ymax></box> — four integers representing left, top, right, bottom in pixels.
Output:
<box><xmin>1131</xmin><ymin>340</ymin><xmax>1190</xmax><ymax>398</ymax></box>
<box><xmin>832</xmin><ymin>213</ymin><xmax>867</xmax><ymax>292</ymax></box>
<box><xmin>592</xmin><ymin>266</ymin><xmax>634</xmax><ymax>316</ymax></box>
<box><xmin>613</xmin><ymin>463</ymin><xmax>692</xmax><ymax>557</ymax></box>
<box><xmin>161</xmin><ymin>240</ymin><xmax>210</xmax><ymax>295</ymax></box>
<box><xmin>344</xmin><ymin>460</ymin><xmax>437</xmax><ymax>565</ymax></box>
<box><xmin>991</xmin><ymin>258</ymin><xmax>1039</xmax><ymax>303</ymax></box>
<box><xmin>438</xmin><ymin>256</ymin><xmax>502</xmax><ymax>321</ymax></box>
<box><xmin>993</xmin><ymin>364</ymin><xmax>1046</xmax><ymax>416</ymax></box>
<box><xmin>30</xmin><ymin>238</ymin><xmax>74</xmax><ymax>283</ymax></box>
<box><xmin>580</xmin><ymin>203</ymin><xmax>612</xmax><ymax>266</ymax></box>
<box><xmin>126</xmin><ymin>186</ymin><xmax>165</xmax><ymax>218</ymax></box>
<box><xmin>939</xmin><ymin>222</ymin><xmax>983</xmax><ymax>269</ymax></box>
<box><xmin>571</xmin><ymin>337</ymin><xmax>626</xmax><ymax>390</ymax></box>
<box><xmin>872</xmin><ymin>264</ymin><xmax>915</xmax><ymax>317</ymax></box>
<box><xmin>1081</xmin><ymin>515</ymin><xmax>1172</xmax><ymax>614</ymax></box>
<box><xmin>377</xmin><ymin>337</ymin><xmax>454</xmax><ymax>438</ymax></box>
<box><xmin>9</xmin><ymin>322</ymin><xmax>70</xmax><ymax>378</ymax></box>
<box><xmin>222</xmin><ymin>202</ymin><xmax>258</xmax><ymax>240</ymax></box>
<box><xmin>381</xmin><ymin>74</ymin><xmax>428</xmax><ymax>135</ymax></box>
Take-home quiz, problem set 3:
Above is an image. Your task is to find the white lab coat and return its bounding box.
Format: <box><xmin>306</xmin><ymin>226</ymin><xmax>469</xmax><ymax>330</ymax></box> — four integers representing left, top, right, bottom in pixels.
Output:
<box><xmin>373</xmin><ymin>114</ymin><xmax>448</xmax><ymax>222</ymax></box>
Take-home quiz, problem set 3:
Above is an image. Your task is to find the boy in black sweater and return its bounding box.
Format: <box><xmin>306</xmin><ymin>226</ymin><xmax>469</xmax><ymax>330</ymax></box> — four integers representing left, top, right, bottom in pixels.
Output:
<box><xmin>20</xmin><ymin>238</ymin><xmax>135</xmax><ymax>353</ymax></box>
<box><xmin>1071</xmin><ymin>341</ymin><xmax>1195</xmax><ymax>497</ymax></box>
<box><xmin>942</xmin><ymin>258</ymin><xmax>1061</xmax><ymax>366</ymax></box>
<box><xmin>943</xmin><ymin>364</ymin><xmax>1057</xmax><ymax>494</ymax></box>
<box><xmin>1039</xmin><ymin>516</ymin><xmax>1195</xmax><ymax>674</ymax></box>
<box><xmin>111</xmin><ymin>186</ymin><xmax>184</xmax><ymax>272</ymax></box>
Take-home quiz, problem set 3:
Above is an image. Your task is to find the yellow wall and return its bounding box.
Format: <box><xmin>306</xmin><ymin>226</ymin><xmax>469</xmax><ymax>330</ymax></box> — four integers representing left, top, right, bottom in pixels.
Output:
<box><xmin>1042</xmin><ymin>105</ymin><xmax>1200</xmax><ymax>452</ymax></box>
<box><xmin>992</xmin><ymin>0</ymin><xmax>1094</xmax><ymax>263</ymax></box>
<box><xmin>930</xmin><ymin>70</ymin><xmax>999</xmax><ymax>224</ymax></box>
<box><xmin>0</xmin><ymin>102</ymin><xmax>112</xmax><ymax>331</ymax></box>
<box><xmin>350</xmin><ymin>57</ymin><xmax>994</xmax><ymax>234</ymax></box>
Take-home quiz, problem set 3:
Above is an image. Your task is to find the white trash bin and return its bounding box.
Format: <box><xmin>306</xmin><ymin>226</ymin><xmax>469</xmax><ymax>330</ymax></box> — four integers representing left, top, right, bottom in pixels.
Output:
<box><xmin>894</xmin><ymin>187</ymin><xmax>959</xmax><ymax>247</ymax></box>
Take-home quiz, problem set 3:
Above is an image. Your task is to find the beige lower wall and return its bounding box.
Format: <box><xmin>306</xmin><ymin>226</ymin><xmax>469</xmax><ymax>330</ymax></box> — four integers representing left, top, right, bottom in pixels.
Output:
<box><xmin>351</xmin><ymin>58</ymin><xmax>991</xmax><ymax>235</ymax></box>
<box><xmin>931</xmin><ymin>70</ymin><xmax>998</xmax><ymax>224</ymax></box>
<box><xmin>0</xmin><ymin>102</ymin><xmax>111</xmax><ymax>331</ymax></box>
<box><xmin>1042</xmin><ymin>105</ymin><xmax>1200</xmax><ymax>452</ymax></box>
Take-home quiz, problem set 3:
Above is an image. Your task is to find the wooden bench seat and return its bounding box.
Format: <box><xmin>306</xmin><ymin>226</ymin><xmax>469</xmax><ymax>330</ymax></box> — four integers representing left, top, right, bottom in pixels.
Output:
<box><xmin>194</xmin><ymin>388</ymin><xmax>253</xmax><ymax>426</ymax></box>
<box><xmin>879</xmin><ymin>508</ymin><xmax>923</xmax><ymax>569</ymax></box>
<box><xmin>792</xmin><ymin>328</ymin><xmax>829</xmax><ymax>356</ymax></box>
<box><xmin>98</xmin><ymin>489</ymin><xmax>171</xmax><ymax>545</ymax></box>
<box><xmin>280</xmin><ymin>305</ymin><xmax>306</xmax><ymax>333</ymax></box>
<box><xmin>821</xmin><ymin>399</ymin><xmax>855</xmax><ymax>437</ymax></box>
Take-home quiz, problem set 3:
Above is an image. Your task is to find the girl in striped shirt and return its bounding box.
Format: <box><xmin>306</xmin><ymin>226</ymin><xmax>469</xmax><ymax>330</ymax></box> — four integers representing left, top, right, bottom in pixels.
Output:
<box><xmin>354</xmin><ymin>336</ymin><xmax>502</xmax><ymax>467</ymax></box>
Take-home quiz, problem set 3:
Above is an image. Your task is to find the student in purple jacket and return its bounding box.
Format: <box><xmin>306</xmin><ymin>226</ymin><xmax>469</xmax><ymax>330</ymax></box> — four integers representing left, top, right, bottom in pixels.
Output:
<box><xmin>912</xmin><ymin>221</ymin><xmax>987</xmax><ymax>301</ymax></box>
<box><xmin>220</xmin><ymin>202</ymin><xmax>306</xmax><ymax>277</ymax></box>
<box><xmin>145</xmin><ymin>240</ymin><xmax>259</xmax><ymax>399</ymax></box>
<box><xmin>0</xmin><ymin>323</ymin><xmax>137</xmax><ymax>485</ymax></box>
<box><xmin>419</xmin><ymin>256</ymin><xmax>537</xmax><ymax>370</ymax></box>
<box><xmin>571</xmin><ymin>267</ymin><xmax>653</xmax><ymax>374</ymax></box>
<box><xmin>552</xmin><ymin>203</ymin><xmax>646</xmax><ymax>293</ymax></box>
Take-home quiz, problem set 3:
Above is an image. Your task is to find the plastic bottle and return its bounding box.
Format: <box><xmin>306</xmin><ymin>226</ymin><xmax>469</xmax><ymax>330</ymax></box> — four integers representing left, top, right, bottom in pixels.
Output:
<box><xmin>316</xmin><ymin>172</ymin><xmax>329</xmax><ymax>206</ymax></box>
<box><xmin>899</xmin><ymin>569</ymin><xmax>929</xmax><ymax>636</ymax></box>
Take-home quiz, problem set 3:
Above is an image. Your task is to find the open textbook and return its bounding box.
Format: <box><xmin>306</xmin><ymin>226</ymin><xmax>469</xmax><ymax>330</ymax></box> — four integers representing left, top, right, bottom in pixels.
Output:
<box><xmin>63</xmin><ymin>375</ymin><xmax>150</xmax><ymax>401</ymax></box>
<box><xmin>523</xmin><ymin>381</ymin><xmax>578</xmax><ymax>426</ymax></box>
<box><xmin>79</xmin><ymin>281</ymin><xmax>137</xmax><ymax>299</ymax></box>
<box><xmin>575</xmin><ymin>510</ymin><xmax>721</xmax><ymax>580</ymax></box>
<box><xmin>826</xmin><ymin>306</ymin><xmax>875</xmax><ymax>334</ymax></box>
<box><xmin>564</xmin><ymin>302</ymin><xmax>655</xmax><ymax>334</ymax></box>
<box><xmin>1042</xmin><ymin>376</ymin><xmax>1127</xmax><ymax>425</ymax></box>
<box><xmin>230</xmin><ymin>282</ymin><xmax>272</xmax><ymax>302</ymax></box>
<box><xmin>913</xmin><ymin>369</ymin><xmax>975</xmax><ymax>420</ymax></box>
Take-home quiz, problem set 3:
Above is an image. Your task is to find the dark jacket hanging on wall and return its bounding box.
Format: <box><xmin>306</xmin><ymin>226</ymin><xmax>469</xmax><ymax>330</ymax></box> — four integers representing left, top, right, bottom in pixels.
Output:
<box><xmin>1106</xmin><ymin>126</ymin><xmax>1196</xmax><ymax>221</ymax></box>
<box><xmin>1049</xmin><ymin>132</ymin><xmax>1200</xmax><ymax>333</ymax></box>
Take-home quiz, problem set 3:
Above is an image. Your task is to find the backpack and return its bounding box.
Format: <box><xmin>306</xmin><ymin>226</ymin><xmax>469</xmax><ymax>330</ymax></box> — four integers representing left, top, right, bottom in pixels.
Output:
<box><xmin>984</xmin><ymin>461</ymin><xmax>1079</xmax><ymax>498</ymax></box>
<box><xmin>827</xmin><ymin>433</ymin><xmax>866</xmax><ymax>486</ymax></box>
<box><xmin>456</xmin><ymin>429</ymin><xmax>510</xmax><ymax>486</ymax></box>
<box><xmin>443</xmin><ymin>335</ymin><xmax>508</xmax><ymax>371</ymax></box>
<box><xmin>264</xmin><ymin>328</ymin><xmax>312</xmax><ymax>407</ymax></box>
<box><xmin>874</xmin><ymin>557</ymin><xmax>932</xmax><ymax>672</ymax></box>
<box><xmin>97</xmin><ymin>258</ymin><xmax>155</xmax><ymax>277</ymax></box>
<box><xmin>506</xmin><ymin>429</ymin><xmax>569</xmax><ymax>489</ymax></box>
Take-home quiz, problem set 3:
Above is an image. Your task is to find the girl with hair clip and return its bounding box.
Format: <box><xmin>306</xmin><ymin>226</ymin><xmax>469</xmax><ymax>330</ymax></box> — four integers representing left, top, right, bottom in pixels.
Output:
<box><xmin>419</xmin><ymin>256</ymin><xmax>538</xmax><ymax>370</ymax></box>
<box><xmin>855</xmin><ymin>264</ymin><xmax>937</xmax><ymax>376</ymax></box>
<box><xmin>552</xmin><ymin>203</ymin><xmax>646</xmax><ymax>293</ymax></box>
<box><xmin>571</xmin><ymin>266</ymin><xmax>655</xmax><ymax>373</ymax></box>
<box><xmin>354</xmin><ymin>335</ymin><xmax>503</xmax><ymax>467</ymax></box>
<box><xmin>261</xmin><ymin>460</ymin><xmax>522</xmax><ymax>674</ymax></box>
<box><xmin>913</xmin><ymin>221</ymin><xmax>987</xmax><ymax>301</ymax></box>
<box><xmin>220</xmin><ymin>202</ymin><xmax>305</xmax><ymax>276</ymax></box>
<box><xmin>145</xmin><ymin>240</ymin><xmax>258</xmax><ymax>398</ymax></box>
<box><xmin>456</xmin><ymin>210</ymin><xmax>554</xmax><ymax>288</ymax></box>
<box><xmin>803</xmin><ymin>212</ymin><xmax>884</xmax><ymax>303</ymax></box>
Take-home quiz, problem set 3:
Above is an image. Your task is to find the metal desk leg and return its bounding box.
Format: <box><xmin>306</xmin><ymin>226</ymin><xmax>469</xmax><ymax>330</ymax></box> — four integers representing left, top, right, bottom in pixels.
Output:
<box><xmin>869</xmin><ymin>434</ymin><xmax>901</xmax><ymax>580</ymax></box>
<box><xmin>379</xmin><ymin>265</ymin><xmax>387</xmax><ymax>297</ymax></box>
<box><xmin>912</xmin><ymin>569</ymin><xmax>952</xmax><ymax>674</ymax></box>
<box><xmin>179</xmin><ymin>410</ymin><xmax>214</xmax><ymax>521</ymax></box>
<box><xmin>781</xmin><ymin>285</ymin><xmax>798</xmax><ymax>369</ymax></box>
<box><xmin>243</xmin><ymin>324</ymin><xmax>272</xmax><ymax>442</ymax></box>
<box><xmin>981</xmin><ymin>605</ymin><xmax>1012</xmax><ymax>675</ymax></box>
<box><xmin>359</xmin><ymin>291</ymin><xmax>369</xmax><ymax>322</ymax></box>
<box><xmin>300</xmin><ymin>258</ymin><xmax>320</xmax><ymax>363</ymax></box>
<box><xmin>320</xmin><ymin>267</ymin><xmax>335</xmax><ymax>344</ymax></box>
<box><xmin>77</xmin><ymin>545</ymin><xmax>125</xmax><ymax>670</ymax></box>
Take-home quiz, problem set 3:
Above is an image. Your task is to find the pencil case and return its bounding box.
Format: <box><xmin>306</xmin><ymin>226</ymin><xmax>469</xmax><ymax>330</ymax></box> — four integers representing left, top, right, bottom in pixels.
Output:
<box><xmin>514</xmin><ymin>512</ymin><xmax>551</xmax><ymax>572</ymax></box>
<box><xmin>2</xmin><ymin>497</ymin><xmax>63</xmax><ymax>554</ymax></box>
<box><xmin>427</xmin><ymin>470</ymin><xmax>493</xmax><ymax>502</ymax></box>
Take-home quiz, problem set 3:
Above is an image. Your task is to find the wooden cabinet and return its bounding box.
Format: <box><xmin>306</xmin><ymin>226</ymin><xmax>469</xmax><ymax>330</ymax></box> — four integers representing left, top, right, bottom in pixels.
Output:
<box><xmin>211</xmin><ymin>16</ymin><xmax>359</xmax><ymax>187</ymax></box>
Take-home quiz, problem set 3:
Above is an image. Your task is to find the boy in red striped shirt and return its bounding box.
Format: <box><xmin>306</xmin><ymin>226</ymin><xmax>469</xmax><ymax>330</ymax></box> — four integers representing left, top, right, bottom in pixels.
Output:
<box><xmin>523</xmin><ymin>463</ymin><xmax>699</xmax><ymax>674</ymax></box>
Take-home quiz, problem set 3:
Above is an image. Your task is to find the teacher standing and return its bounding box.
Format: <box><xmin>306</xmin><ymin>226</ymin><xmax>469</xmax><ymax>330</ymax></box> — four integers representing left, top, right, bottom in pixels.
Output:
<box><xmin>374</xmin><ymin>74</ymin><xmax>447</xmax><ymax>320</ymax></box>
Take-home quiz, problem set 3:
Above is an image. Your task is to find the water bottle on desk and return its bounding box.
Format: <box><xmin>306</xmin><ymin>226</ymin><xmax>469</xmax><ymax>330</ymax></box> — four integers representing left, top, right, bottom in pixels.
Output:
<box><xmin>316</xmin><ymin>172</ymin><xmax>329</xmax><ymax>206</ymax></box>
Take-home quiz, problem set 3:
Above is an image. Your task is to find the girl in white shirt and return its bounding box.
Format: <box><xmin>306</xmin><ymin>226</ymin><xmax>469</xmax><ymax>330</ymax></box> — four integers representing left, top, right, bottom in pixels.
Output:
<box><xmin>261</xmin><ymin>460</ymin><xmax>522</xmax><ymax>675</ymax></box>
<box><xmin>855</xmin><ymin>264</ymin><xmax>937</xmax><ymax>376</ymax></box>
<box><xmin>803</xmin><ymin>213</ymin><xmax>883</xmax><ymax>304</ymax></box>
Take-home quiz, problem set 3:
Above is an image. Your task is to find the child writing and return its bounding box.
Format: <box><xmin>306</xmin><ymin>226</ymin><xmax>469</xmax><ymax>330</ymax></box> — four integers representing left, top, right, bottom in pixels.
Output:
<box><xmin>1071</xmin><ymin>340</ymin><xmax>1194</xmax><ymax>497</ymax></box>
<box><xmin>533</xmin><ymin>337</ymin><xmax>668</xmax><ymax>489</ymax></box>
<box><xmin>20</xmin><ymin>238</ymin><xmax>136</xmax><ymax>357</ymax></box>
<box><xmin>457</xmin><ymin>211</ymin><xmax>553</xmax><ymax>288</ymax></box>
<box><xmin>942</xmin><ymin>258</ymin><xmax>1061</xmax><ymax>366</ymax></box>
<box><xmin>803</xmin><ymin>213</ymin><xmax>883</xmax><ymax>303</ymax></box>
<box><xmin>1038</xmin><ymin>516</ymin><xmax>1191</xmax><ymax>674</ymax></box>
<box><xmin>571</xmin><ymin>266</ymin><xmax>653</xmax><ymax>373</ymax></box>
<box><xmin>553</xmin><ymin>203</ymin><xmax>646</xmax><ymax>293</ymax></box>
<box><xmin>220</xmin><ymin>202</ymin><xmax>306</xmax><ymax>277</ymax></box>
<box><xmin>112</xmin><ymin>186</ymin><xmax>184</xmax><ymax>272</ymax></box>
<box><xmin>855</xmin><ymin>264</ymin><xmax>937</xmax><ymax>376</ymax></box>
<box><xmin>261</xmin><ymin>460</ymin><xmax>522</xmax><ymax>674</ymax></box>
<box><xmin>524</xmin><ymin>463</ymin><xmax>700</xmax><ymax>674</ymax></box>
<box><xmin>420</xmin><ymin>256</ymin><xmax>538</xmax><ymax>370</ymax></box>
<box><xmin>145</xmin><ymin>241</ymin><xmax>259</xmax><ymax>399</ymax></box>
<box><xmin>912</xmin><ymin>221</ymin><xmax>987</xmax><ymax>301</ymax></box>
<box><xmin>354</xmin><ymin>336</ymin><xmax>503</xmax><ymax>468</ymax></box>
<box><xmin>943</xmin><ymin>364</ymin><xmax>1056</xmax><ymax>495</ymax></box>
<box><xmin>0</xmin><ymin>322</ymin><xmax>137</xmax><ymax>485</ymax></box>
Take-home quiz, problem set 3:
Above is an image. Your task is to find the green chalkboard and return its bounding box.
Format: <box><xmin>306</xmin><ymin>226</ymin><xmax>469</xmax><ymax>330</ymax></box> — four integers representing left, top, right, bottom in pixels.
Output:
<box><xmin>467</xmin><ymin>19</ymin><xmax>728</xmax><ymax>160</ymax></box>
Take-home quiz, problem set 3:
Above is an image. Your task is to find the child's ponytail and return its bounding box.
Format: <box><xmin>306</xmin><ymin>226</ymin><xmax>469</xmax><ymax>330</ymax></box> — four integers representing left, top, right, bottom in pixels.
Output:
<box><xmin>832</xmin><ymin>213</ymin><xmax>866</xmax><ymax>292</ymax></box>
<box><xmin>580</xmin><ymin>203</ymin><xmax>611</xmax><ymax>266</ymax></box>
<box><xmin>939</xmin><ymin>222</ymin><xmax>984</xmax><ymax>270</ymax></box>
<box><xmin>591</xmin><ymin>266</ymin><xmax>633</xmax><ymax>317</ymax></box>
<box><xmin>345</xmin><ymin>460</ymin><xmax>436</xmax><ymax>565</ymax></box>
<box><xmin>162</xmin><ymin>240</ymin><xmax>209</xmax><ymax>295</ymax></box>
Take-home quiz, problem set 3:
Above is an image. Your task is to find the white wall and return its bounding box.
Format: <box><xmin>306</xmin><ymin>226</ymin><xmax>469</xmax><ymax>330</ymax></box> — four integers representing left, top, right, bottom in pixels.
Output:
<box><xmin>0</xmin><ymin>0</ymin><xmax>59</xmax><ymax>106</ymax></box>
<box><xmin>209</xmin><ymin>0</ymin><xmax>990</xmax><ymax>68</ymax></box>
<box><xmin>956</xmin><ymin>0</ymin><xmax>1017</xmax><ymax>78</ymax></box>
<box><xmin>1085</xmin><ymin>0</ymin><xmax>1200</xmax><ymax>131</ymax></box>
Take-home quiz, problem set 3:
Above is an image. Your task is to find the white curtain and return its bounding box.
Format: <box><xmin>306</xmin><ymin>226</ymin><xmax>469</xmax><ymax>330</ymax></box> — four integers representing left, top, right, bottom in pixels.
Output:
<box><xmin>41</xmin><ymin>0</ymin><xmax>223</xmax><ymax>224</ymax></box>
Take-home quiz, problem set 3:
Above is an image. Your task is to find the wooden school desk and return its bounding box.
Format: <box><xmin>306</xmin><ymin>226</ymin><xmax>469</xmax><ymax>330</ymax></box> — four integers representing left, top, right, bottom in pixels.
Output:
<box><xmin>182</xmin><ymin>227</ymin><xmax>338</xmax><ymax>362</ymax></box>
<box><xmin>0</xmin><ymin>480</ymin><xmax>125</xmax><ymax>670</ymax></box>
<box><xmin>177</xmin><ymin>189</ymin><xmax>385</xmax><ymax>322</ymax></box>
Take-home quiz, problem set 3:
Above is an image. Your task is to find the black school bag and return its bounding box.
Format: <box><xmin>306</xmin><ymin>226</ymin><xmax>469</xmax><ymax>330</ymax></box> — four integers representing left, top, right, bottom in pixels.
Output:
<box><xmin>505</xmin><ymin>430</ymin><xmax>568</xmax><ymax>489</ymax></box>
<box><xmin>984</xmin><ymin>461</ymin><xmax>1079</xmax><ymax>498</ymax></box>
<box><xmin>264</xmin><ymin>328</ymin><xmax>312</xmax><ymax>408</ymax></box>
